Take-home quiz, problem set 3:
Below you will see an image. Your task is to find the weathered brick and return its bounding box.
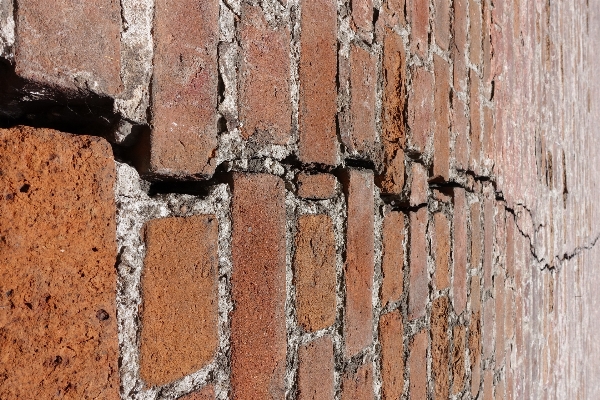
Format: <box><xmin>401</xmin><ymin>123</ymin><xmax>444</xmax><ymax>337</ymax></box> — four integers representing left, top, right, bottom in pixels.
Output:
<box><xmin>495</xmin><ymin>276</ymin><xmax>505</xmax><ymax>366</ymax></box>
<box><xmin>294</xmin><ymin>214</ymin><xmax>337</xmax><ymax>332</ymax></box>
<box><xmin>381</xmin><ymin>0</ymin><xmax>406</xmax><ymax>27</ymax></box>
<box><xmin>140</xmin><ymin>216</ymin><xmax>219</xmax><ymax>386</ymax></box>
<box><xmin>231</xmin><ymin>173</ymin><xmax>287</xmax><ymax>399</ymax></box>
<box><xmin>410</xmin><ymin>162</ymin><xmax>429</xmax><ymax>206</ymax></box>
<box><xmin>342</xmin><ymin>362</ymin><xmax>373</xmax><ymax>399</ymax></box>
<box><xmin>408</xmin><ymin>66</ymin><xmax>434</xmax><ymax>152</ymax></box>
<box><xmin>297</xmin><ymin>172</ymin><xmax>338</xmax><ymax>199</ymax></box>
<box><xmin>409</xmin><ymin>330</ymin><xmax>428</xmax><ymax>398</ymax></box>
<box><xmin>381</xmin><ymin>211</ymin><xmax>405</xmax><ymax>306</ymax></box>
<box><xmin>433</xmin><ymin>0</ymin><xmax>451</xmax><ymax>51</ymax></box>
<box><xmin>483</xmin><ymin>105</ymin><xmax>495</xmax><ymax>162</ymax></box>
<box><xmin>470</xmin><ymin>70</ymin><xmax>482</xmax><ymax>172</ymax></box>
<box><xmin>482</xmin><ymin>0</ymin><xmax>493</xmax><ymax>92</ymax></box>
<box><xmin>433</xmin><ymin>55</ymin><xmax>451</xmax><ymax>181</ymax></box>
<box><xmin>0</xmin><ymin>126</ymin><xmax>118</xmax><ymax>399</ymax></box>
<box><xmin>484</xmin><ymin>369</ymin><xmax>494</xmax><ymax>400</ymax></box>
<box><xmin>408</xmin><ymin>208</ymin><xmax>428</xmax><ymax>320</ymax></box>
<box><xmin>506</xmin><ymin>216</ymin><xmax>516</xmax><ymax>279</ymax></box>
<box><xmin>379</xmin><ymin>28</ymin><xmax>407</xmax><ymax>195</ymax></box>
<box><xmin>298</xmin><ymin>336</ymin><xmax>335</xmax><ymax>399</ymax></box>
<box><xmin>379</xmin><ymin>311</ymin><xmax>404</xmax><ymax>399</ymax></box>
<box><xmin>432</xmin><ymin>296</ymin><xmax>450</xmax><ymax>399</ymax></box>
<box><xmin>342</xmin><ymin>169</ymin><xmax>375</xmax><ymax>356</ymax></box>
<box><xmin>15</xmin><ymin>0</ymin><xmax>121</xmax><ymax>96</ymax></box>
<box><xmin>469</xmin><ymin>0</ymin><xmax>483</xmax><ymax>65</ymax></box>
<box><xmin>452</xmin><ymin>325</ymin><xmax>467</xmax><ymax>394</ymax></box>
<box><xmin>408</xmin><ymin>0</ymin><xmax>429</xmax><ymax>58</ymax></box>
<box><xmin>483</xmin><ymin>297</ymin><xmax>495</xmax><ymax>359</ymax></box>
<box><xmin>178</xmin><ymin>385</ymin><xmax>215</xmax><ymax>400</ymax></box>
<box><xmin>239</xmin><ymin>4</ymin><xmax>291</xmax><ymax>145</ymax></box>
<box><xmin>453</xmin><ymin>188</ymin><xmax>468</xmax><ymax>314</ymax></box>
<box><xmin>347</xmin><ymin>45</ymin><xmax>377</xmax><ymax>156</ymax></box>
<box><xmin>149</xmin><ymin>0</ymin><xmax>219</xmax><ymax>177</ymax></box>
<box><xmin>470</xmin><ymin>200</ymin><xmax>483</xmax><ymax>273</ymax></box>
<box><xmin>469</xmin><ymin>310</ymin><xmax>482</xmax><ymax>397</ymax></box>
<box><xmin>433</xmin><ymin>212</ymin><xmax>451</xmax><ymax>290</ymax></box>
<box><xmin>453</xmin><ymin>97</ymin><xmax>470</xmax><ymax>171</ymax></box>
<box><xmin>352</xmin><ymin>0</ymin><xmax>374</xmax><ymax>34</ymax></box>
<box><xmin>299</xmin><ymin>0</ymin><xmax>338</xmax><ymax>165</ymax></box>
<box><xmin>471</xmin><ymin>276</ymin><xmax>482</xmax><ymax>317</ymax></box>
<box><xmin>483</xmin><ymin>189</ymin><xmax>494</xmax><ymax>289</ymax></box>
<box><xmin>453</xmin><ymin>0</ymin><xmax>468</xmax><ymax>90</ymax></box>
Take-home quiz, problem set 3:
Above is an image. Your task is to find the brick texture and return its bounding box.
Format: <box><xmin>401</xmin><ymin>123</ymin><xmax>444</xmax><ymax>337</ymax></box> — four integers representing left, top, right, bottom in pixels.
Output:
<box><xmin>298</xmin><ymin>336</ymin><xmax>335</xmax><ymax>399</ymax></box>
<box><xmin>379</xmin><ymin>311</ymin><xmax>404</xmax><ymax>399</ymax></box>
<box><xmin>0</xmin><ymin>126</ymin><xmax>118</xmax><ymax>399</ymax></box>
<box><xmin>381</xmin><ymin>211</ymin><xmax>404</xmax><ymax>306</ymax></box>
<box><xmin>342</xmin><ymin>363</ymin><xmax>373</xmax><ymax>399</ymax></box>
<box><xmin>140</xmin><ymin>216</ymin><xmax>219</xmax><ymax>386</ymax></box>
<box><xmin>178</xmin><ymin>385</ymin><xmax>215</xmax><ymax>400</ymax></box>
<box><xmin>296</xmin><ymin>172</ymin><xmax>338</xmax><ymax>199</ymax></box>
<box><xmin>409</xmin><ymin>330</ymin><xmax>428</xmax><ymax>398</ymax></box>
<box><xmin>408</xmin><ymin>208</ymin><xmax>428</xmax><ymax>320</ymax></box>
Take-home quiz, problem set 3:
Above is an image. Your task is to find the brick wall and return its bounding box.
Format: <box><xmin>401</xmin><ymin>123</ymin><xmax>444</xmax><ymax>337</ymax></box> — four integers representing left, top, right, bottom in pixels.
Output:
<box><xmin>1</xmin><ymin>0</ymin><xmax>600</xmax><ymax>399</ymax></box>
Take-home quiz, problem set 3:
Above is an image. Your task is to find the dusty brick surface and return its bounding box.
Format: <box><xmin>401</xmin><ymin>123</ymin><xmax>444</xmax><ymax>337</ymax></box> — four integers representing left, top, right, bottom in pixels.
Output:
<box><xmin>239</xmin><ymin>4</ymin><xmax>291</xmax><ymax>145</ymax></box>
<box><xmin>0</xmin><ymin>126</ymin><xmax>118</xmax><ymax>399</ymax></box>
<box><xmin>347</xmin><ymin>45</ymin><xmax>377</xmax><ymax>156</ymax></box>
<box><xmin>453</xmin><ymin>188</ymin><xmax>468</xmax><ymax>315</ymax></box>
<box><xmin>452</xmin><ymin>325</ymin><xmax>466</xmax><ymax>394</ymax></box>
<box><xmin>352</xmin><ymin>0</ymin><xmax>374</xmax><ymax>34</ymax></box>
<box><xmin>381</xmin><ymin>211</ymin><xmax>404</xmax><ymax>306</ymax></box>
<box><xmin>433</xmin><ymin>212</ymin><xmax>451</xmax><ymax>290</ymax></box>
<box><xmin>433</xmin><ymin>0</ymin><xmax>451</xmax><ymax>51</ymax></box>
<box><xmin>342</xmin><ymin>362</ymin><xmax>373</xmax><ymax>400</ymax></box>
<box><xmin>408</xmin><ymin>66</ymin><xmax>433</xmax><ymax>151</ymax></box>
<box><xmin>294</xmin><ymin>214</ymin><xmax>337</xmax><ymax>332</ymax></box>
<box><xmin>409</xmin><ymin>330</ymin><xmax>428</xmax><ymax>398</ymax></box>
<box><xmin>231</xmin><ymin>173</ymin><xmax>287</xmax><ymax>399</ymax></box>
<box><xmin>410</xmin><ymin>162</ymin><xmax>428</xmax><ymax>206</ymax></box>
<box><xmin>408</xmin><ymin>0</ymin><xmax>429</xmax><ymax>58</ymax></box>
<box><xmin>342</xmin><ymin>169</ymin><xmax>375</xmax><ymax>356</ymax></box>
<box><xmin>298</xmin><ymin>0</ymin><xmax>338</xmax><ymax>165</ymax></box>
<box><xmin>296</xmin><ymin>172</ymin><xmax>338</xmax><ymax>199</ymax></box>
<box><xmin>149</xmin><ymin>0</ymin><xmax>219</xmax><ymax>177</ymax></box>
<box><xmin>469</xmin><ymin>0</ymin><xmax>483</xmax><ymax>65</ymax></box>
<box><xmin>431</xmin><ymin>296</ymin><xmax>450</xmax><ymax>399</ymax></box>
<box><xmin>140</xmin><ymin>215</ymin><xmax>219</xmax><ymax>387</ymax></box>
<box><xmin>298</xmin><ymin>336</ymin><xmax>335</xmax><ymax>399</ymax></box>
<box><xmin>379</xmin><ymin>311</ymin><xmax>404</xmax><ymax>400</ymax></box>
<box><xmin>433</xmin><ymin>54</ymin><xmax>451</xmax><ymax>181</ymax></box>
<box><xmin>470</xmin><ymin>201</ymin><xmax>482</xmax><ymax>270</ymax></box>
<box><xmin>178</xmin><ymin>385</ymin><xmax>215</xmax><ymax>400</ymax></box>
<box><xmin>408</xmin><ymin>208</ymin><xmax>428</xmax><ymax>320</ymax></box>
<box><xmin>14</xmin><ymin>0</ymin><xmax>121</xmax><ymax>96</ymax></box>
<box><xmin>453</xmin><ymin>0</ymin><xmax>468</xmax><ymax>90</ymax></box>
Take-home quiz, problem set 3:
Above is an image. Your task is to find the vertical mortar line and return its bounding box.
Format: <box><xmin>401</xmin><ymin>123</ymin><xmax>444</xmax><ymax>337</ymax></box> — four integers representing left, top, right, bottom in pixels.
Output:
<box><xmin>337</xmin><ymin>0</ymin><xmax>353</xmax><ymax>161</ymax></box>
<box><xmin>401</xmin><ymin>208</ymin><xmax>411</xmax><ymax>399</ymax></box>
<box><xmin>289</xmin><ymin>0</ymin><xmax>301</xmax><ymax>152</ymax></box>
<box><xmin>333</xmin><ymin>188</ymin><xmax>348</xmax><ymax>400</ymax></box>
<box><xmin>372</xmin><ymin>190</ymin><xmax>384</xmax><ymax>400</ymax></box>
<box><xmin>0</xmin><ymin>0</ymin><xmax>15</xmax><ymax>60</ymax></box>
<box><xmin>285</xmin><ymin>190</ymin><xmax>300</xmax><ymax>400</ymax></box>
<box><xmin>425</xmin><ymin>201</ymin><xmax>435</xmax><ymax>400</ymax></box>
<box><xmin>373</xmin><ymin>35</ymin><xmax>384</xmax><ymax>172</ymax></box>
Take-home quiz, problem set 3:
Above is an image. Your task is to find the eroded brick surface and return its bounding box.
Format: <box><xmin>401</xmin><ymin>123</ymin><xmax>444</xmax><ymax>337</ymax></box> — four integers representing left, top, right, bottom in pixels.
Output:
<box><xmin>296</xmin><ymin>172</ymin><xmax>338</xmax><ymax>199</ymax></box>
<box><xmin>298</xmin><ymin>336</ymin><xmax>335</xmax><ymax>399</ymax></box>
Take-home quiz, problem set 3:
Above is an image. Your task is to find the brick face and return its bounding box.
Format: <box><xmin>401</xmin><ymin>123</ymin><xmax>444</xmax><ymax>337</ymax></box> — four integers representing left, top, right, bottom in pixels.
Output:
<box><xmin>379</xmin><ymin>311</ymin><xmax>404</xmax><ymax>399</ymax></box>
<box><xmin>453</xmin><ymin>188</ymin><xmax>468</xmax><ymax>315</ymax></box>
<box><xmin>140</xmin><ymin>216</ymin><xmax>219</xmax><ymax>387</ymax></box>
<box><xmin>433</xmin><ymin>212</ymin><xmax>451</xmax><ymax>290</ymax></box>
<box><xmin>0</xmin><ymin>127</ymin><xmax>118</xmax><ymax>399</ymax></box>
<box><xmin>409</xmin><ymin>330</ymin><xmax>429</xmax><ymax>398</ymax></box>
<box><xmin>342</xmin><ymin>363</ymin><xmax>373</xmax><ymax>400</ymax></box>
<box><xmin>408</xmin><ymin>66</ymin><xmax>434</xmax><ymax>152</ymax></box>
<box><xmin>239</xmin><ymin>4</ymin><xmax>291</xmax><ymax>145</ymax></box>
<box><xmin>409</xmin><ymin>208</ymin><xmax>429</xmax><ymax>320</ymax></box>
<box><xmin>408</xmin><ymin>0</ymin><xmax>429</xmax><ymax>58</ymax></box>
<box><xmin>14</xmin><ymin>0</ymin><xmax>121</xmax><ymax>96</ymax></box>
<box><xmin>294</xmin><ymin>214</ymin><xmax>337</xmax><ymax>332</ymax></box>
<box><xmin>298</xmin><ymin>336</ymin><xmax>335</xmax><ymax>399</ymax></box>
<box><xmin>296</xmin><ymin>172</ymin><xmax>338</xmax><ymax>199</ymax></box>
<box><xmin>381</xmin><ymin>211</ymin><xmax>405</xmax><ymax>306</ymax></box>
<box><xmin>231</xmin><ymin>173</ymin><xmax>287</xmax><ymax>399</ymax></box>
<box><xmin>431</xmin><ymin>297</ymin><xmax>450</xmax><ymax>399</ymax></box>
<box><xmin>149</xmin><ymin>0</ymin><xmax>219</xmax><ymax>177</ymax></box>
<box><xmin>299</xmin><ymin>0</ymin><xmax>338</xmax><ymax>165</ymax></box>
<box><xmin>433</xmin><ymin>54</ymin><xmax>451</xmax><ymax>181</ymax></box>
<box><xmin>343</xmin><ymin>169</ymin><xmax>375</xmax><ymax>356</ymax></box>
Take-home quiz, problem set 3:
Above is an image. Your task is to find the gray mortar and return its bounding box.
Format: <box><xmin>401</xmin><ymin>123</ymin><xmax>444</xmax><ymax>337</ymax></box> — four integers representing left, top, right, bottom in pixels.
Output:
<box><xmin>0</xmin><ymin>0</ymin><xmax>13</xmax><ymax>61</ymax></box>
<box><xmin>115</xmin><ymin>162</ymin><xmax>232</xmax><ymax>400</ymax></box>
<box><xmin>372</xmin><ymin>190</ymin><xmax>385</xmax><ymax>400</ymax></box>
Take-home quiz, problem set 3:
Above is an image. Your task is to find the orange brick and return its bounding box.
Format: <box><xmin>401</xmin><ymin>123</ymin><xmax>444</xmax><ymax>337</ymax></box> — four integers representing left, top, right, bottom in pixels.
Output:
<box><xmin>178</xmin><ymin>385</ymin><xmax>215</xmax><ymax>400</ymax></box>
<box><xmin>0</xmin><ymin>127</ymin><xmax>118</xmax><ymax>399</ymax></box>
<box><xmin>469</xmin><ymin>310</ymin><xmax>482</xmax><ymax>397</ymax></box>
<box><xmin>297</xmin><ymin>172</ymin><xmax>338</xmax><ymax>199</ymax></box>
<box><xmin>231</xmin><ymin>173</ymin><xmax>287</xmax><ymax>399</ymax></box>
<box><xmin>433</xmin><ymin>212</ymin><xmax>451</xmax><ymax>290</ymax></box>
<box><xmin>381</xmin><ymin>211</ymin><xmax>405</xmax><ymax>306</ymax></box>
<box><xmin>298</xmin><ymin>336</ymin><xmax>335</xmax><ymax>399</ymax></box>
<box><xmin>342</xmin><ymin>362</ymin><xmax>373</xmax><ymax>399</ymax></box>
<box><xmin>452</xmin><ymin>325</ymin><xmax>467</xmax><ymax>394</ymax></box>
<box><xmin>453</xmin><ymin>188</ymin><xmax>468</xmax><ymax>314</ymax></box>
<box><xmin>294</xmin><ymin>214</ymin><xmax>337</xmax><ymax>332</ymax></box>
<box><xmin>379</xmin><ymin>311</ymin><xmax>404</xmax><ymax>399</ymax></box>
<box><xmin>431</xmin><ymin>297</ymin><xmax>450</xmax><ymax>399</ymax></box>
<box><xmin>409</xmin><ymin>330</ymin><xmax>428</xmax><ymax>398</ymax></box>
<box><xmin>408</xmin><ymin>208</ymin><xmax>429</xmax><ymax>320</ymax></box>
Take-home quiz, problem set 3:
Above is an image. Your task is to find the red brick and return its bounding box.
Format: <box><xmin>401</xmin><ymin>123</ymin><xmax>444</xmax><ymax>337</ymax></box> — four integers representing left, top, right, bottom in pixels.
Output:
<box><xmin>409</xmin><ymin>330</ymin><xmax>428</xmax><ymax>398</ymax></box>
<box><xmin>470</xmin><ymin>70</ymin><xmax>482</xmax><ymax>172</ymax></box>
<box><xmin>410</xmin><ymin>162</ymin><xmax>429</xmax><ymax>206</ymax></box>
<box><xmin>379</xmin><ymin>28</ymin><xmax>407</xmax><ymax>195</ymax></box>
<box><xmin>298</xmin><ymin>336</ymin><xmax>335</xmax><ymax>399</ymax></box>
<box><xmin>495</xmin><ymin>275</ymin><xmax>505</xmax><ymax>366</ymax></box>
<box><xmin>297</xmin><ymin>172</ymin><xmax>338</xmax><ymax>199</ymax></box>
<box><xmin>178</xmin><ymin>385</ymin><xmax>215</xmax><ymax>400</ymax></box>
<box><xmin>433</xmin><ymin>55</ymin><xmax>451</xmax><ymax>181</ymax></box>
<box><xmin>379</xmin><ymin>311</ymin><xmax>404</xmax><ymax>399</ymax></box>
<box><xmin>342</xmin><ymin>362</ymin><xmax>373</xmax><ymax>399</ymax></box>
<box><xmin>149</xmin><ymin>0</ymin><xmax>219</xmax><ymax>177</ymax></box>
<box><xmin>15</xmin><ymin>0</ymin><xmax>121</xmax><ymax>96</ymax></box>
<box><xmin>483</xmin><ymin>298</ymin><xmax>495</xmax><ymax>359</ymax></box>
<box><xmin>299</xmin><ymin>0</ymin><xmax>338</xmax><ymax>165</ymax></box>
<box><xmin>381</xmin><ymin>0</ymin><xmax>406</xmax><ymax>27</ymax></box>
<box><xmin>453</xmin><ymin>188</ymin><xmax>468</xmax><ymax>315</ymax></box>
<box><xmin>483</xmin><ymin>369</ymin><xmax>493</xmax><ymax>400</ymax></box>
<box><xmin>453</xmin><ymin>0</ymin><xmax>468</xmax><ymax>90</ymax></box>
<box><xmin>239</xmin><ymin>4</ymin><xmax>291</xmax><ymax>144</ymax></box>
<box><xmin>433</xmin><ymin>0</ymin><xmax>451</xmax><ymax>51</ymax></box>
<box><xmin>408</xmin><ymin>208</ymin><xmax>428</xmax><ymax>320</ymax></box>
<box><xmin>294</xmin><ymin>214</ymin><xmax>337</xmax><ymax>332</ymax></box>
<box><xmin>342</xmin><ymin>169</ymin><xmax>375</xmax><ymax>356</ymax></box>
<box><xmin>483</xmin><ymin>190</ymin><xmax>494</xmax><ymax>289</ymax></box>
<box><xmin>408</xmin><ymin>0</ymin><xmax>429</xmax><ymax>58</ymax></box>
<box><xmin>347</xmin><ymin>45</ymin><xmax>377</xmax><ymax>156</ymax></box>
<box><xmin>471</xmin><ymin>276</ymin><xmax>482</xmax><ymax>318</ymax></box>
<box><xmin>140</xmin><ymin>216</ymin><xmax>219</xmax><ymax>386</ymax></box>
<box><xmin>433</xmin><ymin>212</ymin><xmax>451</xmax><ymax>290</ymax></box>
<box><xmin>231</xmin><ymin>173</ymin><xmax>287</xmax><ymax>399</ymax></box>
<box><xmin>469</xmin><ymin>0</ymin><xmax>483</xmax><ymax>65</ymax></box>
<box><xmin>506</xmin><ymin>216</ymin><xmax>516</xmax><ymax>279</ymax></box>
<box><xmin>352</xmin><ymin>0</ymin><xmax>374</xmax><ymax>34</ymax></box>
<box><xmin>381</xmin><ymin>211</ymin><xmax>405</xmax><ymax>306</ymax></box>
<box><xmin>408</xmin><ymin>66</ymin><xmax>433</xmax><ymax>152</ymax></box>
<box><xmin>470</xmin><ymin>200</ymin><xmax>482</xmax><ymax>270</ymax></box>
<box><xmin>452</xmin><ymin>325</ymin><xmax>467</xmax><ymax>394</ymax></box>
<box><xmin>453</xmin><ymin>97</ymin><xmax>469</xmax><ymax>171</ymax></box>
<box><xmin>483</xmin><ymin>106</ymin><xmax>495</xmax><ymax>162</ymax></box>
<box><xmin>431</xmin><ymin>297</ymin><xmax>450</xmax><ymax>399</ymax></box>
<box><xmin>482</xmin><ymin>0</ymin><xmax>493</xmax><ymax>92</ymax></box>
<box><xmin>469</xmin><ymin>310</ymin><xmax>482</xmax><ymax>397</ymax></box>
<box><xmin>0</xmin><ymin>127</ymin><xmax>118</xmax><ymax>399</ymax></box>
